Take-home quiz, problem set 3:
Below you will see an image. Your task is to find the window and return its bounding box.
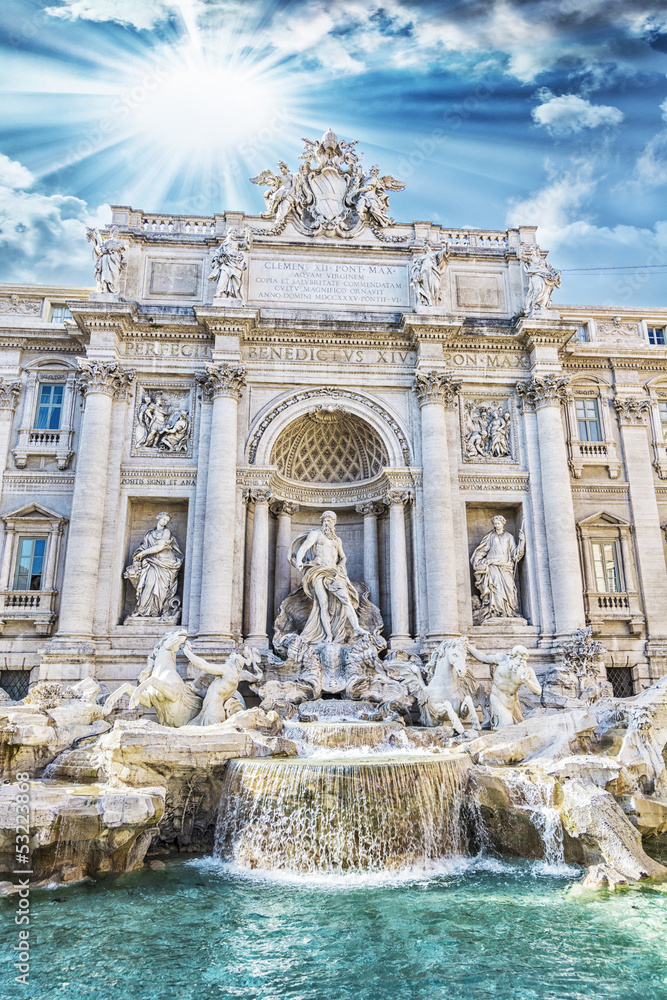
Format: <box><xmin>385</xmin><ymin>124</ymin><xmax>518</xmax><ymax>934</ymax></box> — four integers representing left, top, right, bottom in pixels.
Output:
<box><xmin>13</xmin><ymin>537</ymin><xmax>46</xmax><ymax>591</ymax></box>
<box><xmin>35</xmin><ymin>383</ymin><xmax>64</xmax><ymax>430</ymax></box>
<box><xmin>575</xmin><ymin>398</ymin><xmax>602</xmax><ymax>442</ymax></box>
<box><xmin>575</xmin><ymin>324</ymin><xmax>589</xmax><ymax>342</ymax></box>
<box><xmin>648</xmin><ymin>326</ymin><xmax>666</xmax><ymax>346</ymax></box>
<box><xmin>659</xmin><ymin>400</ymin><xmax>667</xmax><ymax>442</ymax></box>
<box><xmin>0</xmin><ymin>671</ymin><xmax>30</xmax><ymax>701</ymax></box>
<box><xmin>591</xmin><ymin>541</ymin><xmax>621</xmax><ymax>593</ymax></box>
<box><xmin>50</xmin><ymin>305</ymin><xmax>72</xmax><ymax>323</ymax></box>
<box><xmin>606</xmin><ymin>666</ymin><xmax>634</xmax><ymax>699</ymax></box>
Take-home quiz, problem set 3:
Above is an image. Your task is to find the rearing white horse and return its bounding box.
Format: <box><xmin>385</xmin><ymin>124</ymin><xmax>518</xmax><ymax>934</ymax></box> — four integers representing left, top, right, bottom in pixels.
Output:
<box><xmin>388</xmin><ymin>636</ymin><xmax>480</xmax><ymax>733</ymax></box>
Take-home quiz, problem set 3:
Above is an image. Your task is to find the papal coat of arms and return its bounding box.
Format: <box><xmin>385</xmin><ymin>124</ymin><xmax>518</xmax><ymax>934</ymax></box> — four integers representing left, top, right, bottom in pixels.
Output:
<box><xmin>250</xmin><ymin>128</ymin><xmax>405</xmax><ymax>241</ymax></box>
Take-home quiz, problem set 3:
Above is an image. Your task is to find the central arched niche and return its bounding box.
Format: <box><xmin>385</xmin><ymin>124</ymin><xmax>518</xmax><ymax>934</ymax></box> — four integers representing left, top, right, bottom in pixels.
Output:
<box><xmin>270</xmin><ymin>407</ymin><xmax>389</xmax><ymax>484</ymax></box>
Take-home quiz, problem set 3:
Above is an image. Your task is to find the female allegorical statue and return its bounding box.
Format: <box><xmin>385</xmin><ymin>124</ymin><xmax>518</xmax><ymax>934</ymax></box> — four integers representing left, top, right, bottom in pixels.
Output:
<box><xmin>124</xmin><ymin>512</ymin><xmax>184</xmax><ymax>622</ymax></box>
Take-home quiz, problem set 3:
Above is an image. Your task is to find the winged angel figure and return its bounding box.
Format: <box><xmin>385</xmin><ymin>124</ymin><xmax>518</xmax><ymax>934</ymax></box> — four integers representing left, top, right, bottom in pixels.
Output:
<box><xmin>347</xmin><ymin>163</ymin><xmax>405</xmax><ymax>229</ymax></box>
<box><xmin>249</xmin><ymin>161</ymin><xmax>306</xmax><ymax>230</ymax></box>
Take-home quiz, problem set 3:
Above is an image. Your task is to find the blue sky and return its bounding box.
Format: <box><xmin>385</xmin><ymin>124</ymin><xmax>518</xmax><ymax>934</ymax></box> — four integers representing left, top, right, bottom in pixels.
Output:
<box><xmin>0</xmin><ymin>0</ymin><xmax>666</xmax><ymax>307</ymax></box>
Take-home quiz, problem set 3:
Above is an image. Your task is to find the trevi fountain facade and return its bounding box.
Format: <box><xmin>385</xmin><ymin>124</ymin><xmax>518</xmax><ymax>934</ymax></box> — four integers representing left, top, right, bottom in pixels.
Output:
<box><xmin>1</xmin><ymin>130</ymin><xmax>667</xmax><ymax>996</ymax></box>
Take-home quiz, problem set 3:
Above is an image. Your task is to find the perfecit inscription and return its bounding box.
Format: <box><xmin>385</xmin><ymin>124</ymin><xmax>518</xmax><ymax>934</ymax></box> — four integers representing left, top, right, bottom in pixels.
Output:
<box><xmin>247</xmin><ymin>258</ymin><xmax>409</xmax><ymax>307</ymax></box>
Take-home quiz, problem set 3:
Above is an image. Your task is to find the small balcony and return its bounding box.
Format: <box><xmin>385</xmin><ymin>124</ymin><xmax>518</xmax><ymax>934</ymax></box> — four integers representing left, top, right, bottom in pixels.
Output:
<box><xmin>569</xmin><ymin>439</ymin><xmax>621</xmax><ymax>480</ymax></box>
<box><xmin>13</xmin><ymin>428</ymin><xmax>74</xmax><ymax>470</ymax></box>
<box><xmin>0</xmin><ymin>590</ymin><xmax>57</xmax><ymax>635</ymax></box>
<box><xmin>584</xmin><ymin>589</ymin><xmax>644</xmax><ymax>635</ymax></box>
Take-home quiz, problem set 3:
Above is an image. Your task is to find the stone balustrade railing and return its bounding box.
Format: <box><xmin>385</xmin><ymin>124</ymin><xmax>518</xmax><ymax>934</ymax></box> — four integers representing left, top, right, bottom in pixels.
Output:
<box><xmin>140</xmin><ymin>215</ymin><xmax>217</xmax><ymax>235</ymax></box>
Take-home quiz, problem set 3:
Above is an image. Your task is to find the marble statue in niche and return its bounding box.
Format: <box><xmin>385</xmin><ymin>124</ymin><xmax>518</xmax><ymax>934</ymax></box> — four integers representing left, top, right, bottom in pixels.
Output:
<box><xmin>135</xmin><ymin>389</ymin><xmax>191</xmax><ymax>453</ymax></box>
<box><xmin>471</xmin><ymin>515</ymin><xmax>525</xmax><ymax>623</ymax></box>
<box><xmin>123</xmin><ymin>512</ymin><xmax>184</xmax><ymax>623</ymax></box>
<box><xmin>86</xmin><ymin>226</ymin><xmax>126</xmax><ymax>295</ymax></box>
<box><xmin>410</xmin><ymin>243</ymin><xmax>449</xmax><ymax>306</ymax></box>
<box><xmin>518</xmin><ymin>243</ymin><xmax>561</xmax><ymax>315</ymax></box>
<box><xmin>292</xmin><ymin>510</ymin><xmax>367</xmax><ymax>644</ymax></box>
<box><xmin>463</xmin><ymin>400</ymin><xmax>512</xmax><ymax>460</ymax></box>
<box><xmin>209</xmin><ymin>226</ymin><xmax>252</xmax><ymax>301</ymax></box>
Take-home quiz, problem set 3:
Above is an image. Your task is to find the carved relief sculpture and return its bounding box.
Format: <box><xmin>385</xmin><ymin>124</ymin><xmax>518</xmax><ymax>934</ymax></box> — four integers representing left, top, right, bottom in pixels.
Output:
<box><xmin>410</xmin><ymin>243</ymin><xmax>449</xmax><ymax>306</ymax></box>
<box><xmin>517</xmin><ymin>243</ymin><xmax>561</xmax><ymax>316</ymax></box>
<box><xmin>208</xmin><ymin>226</ymin><xmax>252</xmax><ymax>301</ymax></box>
<box><xmin>471</xmin><ymin>515</ymin><xmax>525</xmax><ymax>622</ymax></box>
<box><xmin>123</xmin><ymin>512</ymin><xmax>184</xmax><ymax>623</ymax></box>
<box><xmin>135</xmin><ymin>389</ymin><xmax>191</xmax><ymax>453</ymax></box>
<box><xmin>86</xmin><ymin>226</ymin><xmax>126</xmax><ymax>295</ymax></box>
<box><xmin>251</xmin><ymin>129</ymin><xmax>405</xmax><ymax>241</ymax></box>
<box><xmin>463</xmin><ymin>400</ymin><xmax>512</xmax><ymax>460</ymax></box>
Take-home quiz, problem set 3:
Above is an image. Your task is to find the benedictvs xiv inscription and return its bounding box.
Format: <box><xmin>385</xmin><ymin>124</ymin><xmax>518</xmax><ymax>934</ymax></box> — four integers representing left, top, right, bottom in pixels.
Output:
<box><xmin>245</xmin><ymin>345</ymin><xmax>416</xmax><ymax>364</ymax></box>
<box><xmin>248</xmin><ymin>259</ymin><xmax>409</xmax><ymax>307</ymax></box>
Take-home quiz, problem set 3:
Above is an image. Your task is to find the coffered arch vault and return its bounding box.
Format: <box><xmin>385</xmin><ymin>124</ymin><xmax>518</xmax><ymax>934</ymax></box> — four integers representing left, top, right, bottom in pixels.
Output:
<box><xmin>247</xmin><ymin>388</ymin><xmax>413</xmax><ymax>470</ymax></box>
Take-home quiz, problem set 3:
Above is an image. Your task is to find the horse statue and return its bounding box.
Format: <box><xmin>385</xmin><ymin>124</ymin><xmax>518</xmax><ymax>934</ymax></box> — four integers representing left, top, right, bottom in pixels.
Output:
<box><xmin>104</xmin><ymin>631</ymin><xmax>264</xmax><ymax>728</ymax></box>
<box><xmin>387</xmin><ymin>636</ymin><xmax>481</xmax><ymax>734</ymax></box>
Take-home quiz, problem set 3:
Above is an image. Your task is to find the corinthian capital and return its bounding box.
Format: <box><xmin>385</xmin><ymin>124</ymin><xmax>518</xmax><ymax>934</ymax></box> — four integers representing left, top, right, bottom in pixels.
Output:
<box><xmin>516</xmin><ymin>373</ymin><xmax>570</xmax><ymax>410</ymax></box>
<box><xmin>355</xmin><ymin>501</ymin><xmax>384</xmax><ymax>516</ymax></box>
<box><xmin>613</xmin><ymin>395</ymin><xmax>651</xmax><ymax>425</ymax></box>
<box><xmin>413</xmin><ymin>370</ymin><xmax>461</xmax><ymax>408</ymax></box>
<box><xmin>0</xmin><ymin>380</ymin><xmax>22</xmax><ymax>410</ymax></box>
<box><xmin>384</xmin><ymin>489</ymin><xmax>414</xmax><ymax>508</ymax></box>
<box><xmin>76</xmin><ymin>358</ymin><xmax>135</xmax><ymax>398</ymax></box>
<box><xmin>197</xmin><ymin>362</ymin><xmax>246</xmax><ymax>400</ymax></box>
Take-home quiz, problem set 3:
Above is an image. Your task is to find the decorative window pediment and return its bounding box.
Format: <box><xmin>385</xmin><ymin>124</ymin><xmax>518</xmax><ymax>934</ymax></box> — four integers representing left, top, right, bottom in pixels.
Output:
<box><xmin>0</xmin><ymin>503</ymin><xmax>67</xmax><ymax>636</ymax></box>
<box><xmin>564</xmin><ymin>377</ymin><xmax>620</xmax><ymax>480</ymax></box>
<box><xmin>13</xmin><ymin>359</ymin><xmax>78</xmax><ymax>470</ymax></box>
<box><xmin>577</xmin><ymin>511</ymin><xmax>643</xmax><ymax>635</ymax></box>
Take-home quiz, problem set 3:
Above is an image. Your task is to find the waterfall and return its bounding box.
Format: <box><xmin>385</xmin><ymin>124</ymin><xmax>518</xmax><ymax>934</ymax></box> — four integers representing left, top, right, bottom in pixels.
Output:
<box><xmin>283</xmin><ymin>721</ymin><xmax>415</xmax><ymax>752</ymax></box>
<box><xmin>495</xmin><ymin>769</ymin><xmax>565</xmax><ymax>867</ymax></box>
<box><xmin>214</xmin><ymin>754</ymin><xmax>471</xmax><ymax>873</ymax></box>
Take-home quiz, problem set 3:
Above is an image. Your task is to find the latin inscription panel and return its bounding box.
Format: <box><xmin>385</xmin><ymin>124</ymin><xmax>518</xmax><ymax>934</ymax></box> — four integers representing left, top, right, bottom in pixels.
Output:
<box><xmin>248</xmin><ymin>257</ymin><xmax>409</xmax><ymax>308</ymax></box>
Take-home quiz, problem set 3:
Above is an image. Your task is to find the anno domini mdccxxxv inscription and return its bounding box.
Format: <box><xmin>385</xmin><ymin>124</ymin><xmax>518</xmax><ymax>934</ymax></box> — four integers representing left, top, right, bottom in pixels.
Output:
<box><xmin>247</xmin><ymin>257</ymin><xmax>409</xmax><ymax>307</ymax></box>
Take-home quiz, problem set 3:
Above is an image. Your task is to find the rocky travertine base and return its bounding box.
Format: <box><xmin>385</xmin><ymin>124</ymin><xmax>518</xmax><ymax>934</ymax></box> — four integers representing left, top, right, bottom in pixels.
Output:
<box><xmin>0</xmin><ymin>781</ymin><xmax>164</xmax><ymax>884</ymax></box>
<box><xmin>463</xmin><ymin>677</ymin><xmax>667</xmax><ymax>887</ymax></box>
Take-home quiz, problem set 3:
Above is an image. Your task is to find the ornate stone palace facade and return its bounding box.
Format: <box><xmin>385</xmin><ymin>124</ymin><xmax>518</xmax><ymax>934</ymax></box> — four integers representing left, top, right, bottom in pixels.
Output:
<box><xmin>0</xmin><ymin>131</ymin><xmax>666</xmax><ymax>700</ymax></box>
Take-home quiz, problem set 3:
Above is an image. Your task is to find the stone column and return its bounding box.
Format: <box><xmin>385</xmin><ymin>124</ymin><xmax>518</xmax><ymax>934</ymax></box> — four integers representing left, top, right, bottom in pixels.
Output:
<box><xmin>384</xmin><ymin>489</ymin><xmax>413</xmax><ymax>645</ymax></box>
<box><xmin>413</xmin><ymin>371</ymin><xmax>461</xmax><ymax>639</ymax></box>
<box><xmin>56</xmin><ymin>360</ymin><xmax>134</xmax><ymax>637</ymax></box>
<box><xmin>246</xmin><ymin>489</ymin><xmax>272</xmax><ymax>649</ymax></box>
<box><xmin>355</xmin><ymin>502</ymin><xmax>382</xmax><ymax>607</ymax></box>
<box><xmin>614</xmin><ymin>396</ymin><xmax>667</xmax><ymax>639</ymax></box>
<box><xmin>196</xmin><ymin>363</ymin><xmax>245</xmax><ymax>641</ymax></box>
<box><xmin>516</xmin><ymin>374</ymin><xmax>585</xmax><ymax>635</ymax></box>
<box><xmin>272</xmin><ymin>501</ymin><xmax>299</xmax><ymax>618</ymax></box>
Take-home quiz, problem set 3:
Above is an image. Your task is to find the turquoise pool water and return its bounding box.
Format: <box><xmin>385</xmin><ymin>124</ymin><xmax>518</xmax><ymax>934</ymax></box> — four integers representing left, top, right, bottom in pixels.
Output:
<box><xmin>2</xmin><ymin>856</ymin><xmax>666</xmax><ymax>1000</ymax></box>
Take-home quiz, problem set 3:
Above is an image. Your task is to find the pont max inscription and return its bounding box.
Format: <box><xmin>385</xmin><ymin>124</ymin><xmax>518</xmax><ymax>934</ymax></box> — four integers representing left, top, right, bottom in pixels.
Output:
<box><xmin>248</xmin><ymin>258</ymin><xmax>409</xmax><ymax>307</ymax></box>
<box><xmin>443</xmin><ymin>350</ymin><xmax>529</xmax><ymax>369</ymax></box>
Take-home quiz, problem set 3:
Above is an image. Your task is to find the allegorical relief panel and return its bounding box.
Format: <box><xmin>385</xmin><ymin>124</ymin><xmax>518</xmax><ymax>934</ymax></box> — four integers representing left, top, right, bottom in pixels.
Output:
<box><xmin>131</xmin><ymin>383</ymin><xmax>194</xmax><ymax>458</ymax></box>
<box><xmin>461</xmin><ymin>398</ymin><xmax>514</xmax><ymax>463</ymax></box>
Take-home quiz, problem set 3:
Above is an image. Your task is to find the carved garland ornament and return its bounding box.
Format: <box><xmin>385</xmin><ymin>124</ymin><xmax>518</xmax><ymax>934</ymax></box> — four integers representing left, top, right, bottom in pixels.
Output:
<box><xmin>76</xmin><ymin>358</ymin><xmax>135</xmax><ymax>398</ymax></box>
<box><xmin>515</xmin><ymin>373</ymin><xmax>570</xmax><ymax>409</ymax></box>
<box><xmin>248</xmin><ymin>387</ymin><xmax>411</xmax><ymax>466</ymax></box>
<box><xmin>413</xmin><ymin>370</ymin><xmax>462</xmax><ymax>407</ymax></box>
<box><xmin>197</xmin><ymin>363</ymin><xmax>246</xmax><ymax>400</ymax></box>
<box><xmin>613</xmin><ymin>396</ymin><xmax>651</xmax><ymax>425</ymax></box>
<box><xmin>384</xmin><ymin>489</ymin><xmax>414</xmax><ymax>507</ymax></box>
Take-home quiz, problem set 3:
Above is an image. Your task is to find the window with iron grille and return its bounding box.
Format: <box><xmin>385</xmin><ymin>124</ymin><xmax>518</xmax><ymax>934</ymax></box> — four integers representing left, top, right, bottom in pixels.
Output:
<box><xmin>0</xmin><ymin>670</ymin><xmax>30</xmax><ymax>701</ymax></box>
<box><xmin>13</xmin><ymin>537</ymin><xmax>46</xmax><ymax>591</ymax></box>
<box><xmin>606</xmin><ymin>666</ymin><xmax>634</xmax><ymax>699</ymax></box>
<box><xmin>591</xmin><ymin>540</ymin><xmax>622</xmax><ymax>593</ymax></box>
<box><xmin>648</xmin><ymin>326</ymin><xmax>666</xmax><ymax>346</ymax></box>
<box><xmin>35</xmin><ymin>383</ymin><xmax>64</xmax><ymax>430</ymax></box>
<box><xmin>575</xmin><ymin>398</ymin><xmax>602</xmax><ymax>441</ymax></box>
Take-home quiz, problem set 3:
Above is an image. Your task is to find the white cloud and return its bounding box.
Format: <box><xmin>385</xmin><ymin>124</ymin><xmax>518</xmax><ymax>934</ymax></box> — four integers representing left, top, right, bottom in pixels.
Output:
<box><xmin>44</xmin><ymin>0</ymin><xmax>185</xmax><ymax>31</ymax></box>
<box><xmin>507</xmin><ymin>158</ymin><xmax>597</xmax><ymax>233</ymax></box>
<box><xmin>532</xmin><ymin>93</ymin><xmax>624</xmax><ymax>135</ymax></box>
<box><xmin>0</xmin><ymin>153</ymin><xmax>108</xmax><ymax>285</ymax></box>
<box><xmin>634</xmin><ymin>131</ymin><xmax>667</xmax><ymax>187</ymax></box>
<box><xmin>661</xmin><ymin>97</ymin><xmax>667</xmax><ymax>124</ymax></box>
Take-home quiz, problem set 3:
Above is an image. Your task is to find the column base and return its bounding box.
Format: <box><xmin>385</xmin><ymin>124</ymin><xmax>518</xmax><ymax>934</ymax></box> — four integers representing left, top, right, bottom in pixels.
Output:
<box><xmin>38</xmin><ymin>636</ymin><xmax>97</xmax><ymax>683</ymax></box>
<box><xmin>245</xmin><ymin>634</ymin><xmax>269</xmax><ymax>654</ymax></box>
<box><xmin>389</xmin><ymin>635</ymin><xmax>413</xmax><ymax>651</ymax></box>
